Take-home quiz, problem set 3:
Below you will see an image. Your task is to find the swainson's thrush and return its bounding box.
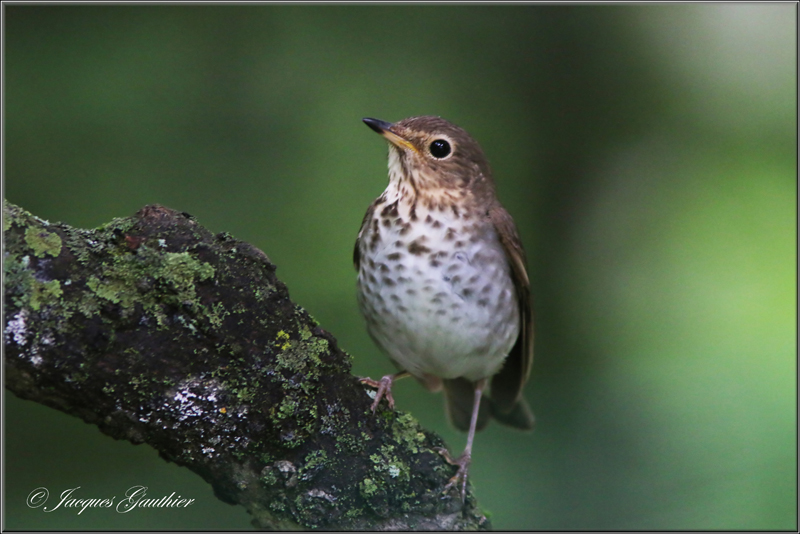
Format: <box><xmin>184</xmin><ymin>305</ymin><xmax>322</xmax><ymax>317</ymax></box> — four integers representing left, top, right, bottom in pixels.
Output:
<box><xmin>355</xmin><ymin>116</ymin><xmax>534</xmax><ymax>500</ymax></box>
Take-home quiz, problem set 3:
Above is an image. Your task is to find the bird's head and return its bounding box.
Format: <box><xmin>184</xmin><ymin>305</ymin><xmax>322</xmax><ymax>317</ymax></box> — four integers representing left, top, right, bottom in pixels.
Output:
<box><xmin>363</xmin><ymin>116</ymin><xmax>496</xmax><ymax>200</ymax></box>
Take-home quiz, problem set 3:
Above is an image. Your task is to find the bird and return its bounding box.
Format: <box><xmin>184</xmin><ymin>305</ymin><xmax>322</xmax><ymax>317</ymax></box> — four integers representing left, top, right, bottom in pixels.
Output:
<box><xmin>353</xmin><ymin>115</ymin><xmax>534</xmax><ymax>501</ymax></box>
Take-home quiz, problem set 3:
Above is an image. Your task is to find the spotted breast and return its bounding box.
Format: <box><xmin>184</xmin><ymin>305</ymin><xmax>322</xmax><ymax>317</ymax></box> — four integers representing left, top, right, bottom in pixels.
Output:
<box><xmin>356</xmin><ymin>184</ymin><xmax>520</xmax><ymax>384</ymax></box>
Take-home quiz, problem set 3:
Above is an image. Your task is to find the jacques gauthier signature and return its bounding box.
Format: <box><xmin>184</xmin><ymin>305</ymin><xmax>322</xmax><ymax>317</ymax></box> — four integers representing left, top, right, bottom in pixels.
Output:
<box><xmin>27</xmin><ymin>486</ymin><xmax>196</xmax><ymax>514</ymax></box>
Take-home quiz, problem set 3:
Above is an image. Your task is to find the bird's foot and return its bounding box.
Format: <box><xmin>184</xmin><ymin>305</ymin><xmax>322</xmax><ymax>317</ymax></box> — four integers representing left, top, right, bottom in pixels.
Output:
<box><xmin>434</xmin><ymin>447</ymin><xmax>472</xmax><ymax>502</ymax></box>
<box><xmin>359</xmin><ymin>374</ymin><xmax>397</xmax><ymax>413</ymax></box>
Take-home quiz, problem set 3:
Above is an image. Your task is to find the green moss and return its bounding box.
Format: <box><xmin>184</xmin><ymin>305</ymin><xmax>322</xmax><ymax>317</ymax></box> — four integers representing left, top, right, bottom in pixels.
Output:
<box><xmin>270</xmin><ymin>336</ymin><xmax>323</xmax><ymax>448</ymax></box>
<box><xmin>95</xmin><ymin>216</ymin><xmax>136</xmax><ymax>233</ymax></box>
<box><xmin>391</xmin><ymin>412</ymin><xmax>426</xmax><ymax>455</ymax></box>
<box><xmin>299</xmin><ymin>325</ymin><xmax>313</xmax><ymax>341</ymax></box>
<box><xmin>276</xmin><ymin>345</ymin><xmax>321</xmax><ymax>382</ymax></box>
<box><xmin>303</xmin><ymin>337</ymin><xmax>329</xmax><ymax>358</ymax></box>
<box><xmin>208</xmin><ymin>302</ymin><xmax>229</xmax><ymax>328</ymax></box>
<box><xmin>161</xmin><ymin>251</ymin><xmax>215</xmax><ymax>290</ymax></box>
<box><xmin>61</xmin><ymin>227</ymin><xmax>97</xmax><ymax>265</ymax></box>
<box><xmin>253</xmin><ymin>287</ymin><xmax>269</xmax><ymax>302</ymax></box>
<box><xmin>84</xmin><ymin>247</ymin><xmax>215</xmax><ymax>328</ymax></box>
<box><xmin>24</xmin><ymin>226</ymin><xmax>62</xmax><ymax>258</ymax></box>
<box><xmin>274</xmin><ymin>327</ymin><xmax>330</xmax><ymax>383</ymax></box>
<box><xmin>276</xmin><ymin>396</ymin><xmax>298</xmax><ymax>420</ymax></box>
<box><xmin>30</xmin><ymin>279</ymin><xmax>63</xmax><ymax>312</ymax></box>
<box><xmin>260</xmin><ymin>468</ymin><xmax>279</xmax><ymax>487</ymax></box>
<box><xmin>4</xmin><ymin>254</ymin><xmax>33</xmax><ymax>309</ymax></box>
<box><xmin>130</xmin><ymin>374</ymin><xmax>146</xmax><ymax>390</ymax></box>
<box><xmin>334</xmin><ymin>431</ymin><xmax>365</xmax><ymax>455</ymax></box>
<box><xmin>344</xmin><ymin>507</ymin><xmax>364</xmax><ymax>519</ymax></box>
<box><xmin>4</xmin><ymin>249</ymin><xmax>67</xmax><ymax>314</ymax></box>
<box><xmin>359</xmin><ymin>478</ymin><xmax>379</xmax><ymax>498</ymax></box>
<box><xmin>298</xmin><ymin>450</ymin><xmax>328</xmax><ymax>481</ymax></box>
<box><xmin>3</xmin><ymin>202</ymin><xmax>53</xmax><ymax>240</ymax></box>
<box><xmin>87</xmin><ymin>275</ymin><xmax>124</xmax><ymax>305</ymax></box>
<box><xmin>235</xmin><ymin>386</ymin><xmax>255</xmax><ymax>403</ymax></box>
<box><xmin>369</xmin><ymin>444</ymin><xmax>411</xmax><ymax>482</ymax></box>
<box><xmin>77</xmin><ymin>292</ymin><xmax>101</xmax><ymax>318</ymax></box>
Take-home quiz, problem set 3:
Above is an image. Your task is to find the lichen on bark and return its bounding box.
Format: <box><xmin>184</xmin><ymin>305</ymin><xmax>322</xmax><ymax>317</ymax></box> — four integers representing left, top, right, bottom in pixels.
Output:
<box><xmin>3</xmin><ymin>200</ymin><xmax>489</xmax><ymax>530</ymax></box>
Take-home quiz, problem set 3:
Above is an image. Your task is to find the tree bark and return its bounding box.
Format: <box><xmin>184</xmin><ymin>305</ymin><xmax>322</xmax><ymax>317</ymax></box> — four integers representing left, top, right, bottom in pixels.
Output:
<box><xmin>3</xmin><ymin>200</ymin><xmax>489</xmax><ymax>530</ymax></box>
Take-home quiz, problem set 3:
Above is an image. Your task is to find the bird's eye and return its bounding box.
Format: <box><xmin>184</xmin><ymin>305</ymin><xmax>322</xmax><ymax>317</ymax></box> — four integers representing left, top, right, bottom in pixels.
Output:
<box><xmin>429</xmin><ymin>139</ymin><xmax>451</xmax><ymax>159</ymax></box>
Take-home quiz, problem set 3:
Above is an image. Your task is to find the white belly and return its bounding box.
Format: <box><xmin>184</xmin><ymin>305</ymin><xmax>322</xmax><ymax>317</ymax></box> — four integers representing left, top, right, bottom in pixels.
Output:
<box><xmin>356</xmin><ymin>206</ymin><xmax>519</xmax><ymax>382</ymax></box>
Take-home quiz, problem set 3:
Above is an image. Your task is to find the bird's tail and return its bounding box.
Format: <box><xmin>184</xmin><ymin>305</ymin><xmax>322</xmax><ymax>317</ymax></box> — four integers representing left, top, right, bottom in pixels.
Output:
<box><xmin>442</xmin><ymin>378</ymin><xmax>492</xmax><ymax>432</ymax></box>
<box><xmin>443</xmin><ymin>377</ymin><xmax>534</xmax><ymax>432</ymax></box>
<box><xmin>491</xmin><ymin>396</ymin><xmax>535</xmax><ymax>430</ymax></box>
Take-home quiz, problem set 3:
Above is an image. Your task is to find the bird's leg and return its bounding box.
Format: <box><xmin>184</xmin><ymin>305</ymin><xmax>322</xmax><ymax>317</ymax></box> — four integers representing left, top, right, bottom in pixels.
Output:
<box><xmin>435</xmin><ymin>378</ymin><xmax>487</xmax><ymax>502</ymax></box>
<box><xmin>360</xmin><ymin>370</ymin><xmax>410</xmax><ymax>413</ymax></box>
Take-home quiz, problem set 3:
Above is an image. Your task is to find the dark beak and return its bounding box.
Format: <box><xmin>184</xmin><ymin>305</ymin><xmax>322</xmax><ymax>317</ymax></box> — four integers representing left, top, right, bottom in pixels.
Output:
<box><xmin>362</xmin><ymin>117</ymin><xmax>394</xmax><ymax>134</ymax></box>
<box><xmin>362</xmin><ymin>117</ymin><xmax>417</xmax><ymax>153</ymax></box>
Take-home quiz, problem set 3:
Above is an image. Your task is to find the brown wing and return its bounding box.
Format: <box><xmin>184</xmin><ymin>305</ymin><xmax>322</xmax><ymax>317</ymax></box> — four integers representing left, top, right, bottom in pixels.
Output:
<box><xmin>488</xmin><ymin>204</ymin><xmax>533</xmax><ymax>413</ymax></box>
<box><xmin>353</xmin><ymin>202</ymin><xmax>377</xmax><ymax>270</ymax></box>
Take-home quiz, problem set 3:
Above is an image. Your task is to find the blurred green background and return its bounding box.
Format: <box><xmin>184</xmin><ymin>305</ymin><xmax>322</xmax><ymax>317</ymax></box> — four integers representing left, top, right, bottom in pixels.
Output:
<box><xmin>4</xmin><ymin>4</ymin><xmax>796</xmax><ymax>530</ymax></box>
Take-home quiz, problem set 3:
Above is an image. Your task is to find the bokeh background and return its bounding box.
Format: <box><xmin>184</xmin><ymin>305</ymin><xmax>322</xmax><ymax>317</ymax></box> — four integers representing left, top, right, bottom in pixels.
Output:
<box><xmin>3</xmin><ymin>4</ymin><xmax>796</xmax><ymax>530</ymax></box>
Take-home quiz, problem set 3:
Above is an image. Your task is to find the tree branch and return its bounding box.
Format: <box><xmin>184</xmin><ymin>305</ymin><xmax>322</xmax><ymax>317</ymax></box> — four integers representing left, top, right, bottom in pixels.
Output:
<box><xmin>3</xmin><ymin>200</ymin><xmax>489</xmax><ymax>530</ymax></box>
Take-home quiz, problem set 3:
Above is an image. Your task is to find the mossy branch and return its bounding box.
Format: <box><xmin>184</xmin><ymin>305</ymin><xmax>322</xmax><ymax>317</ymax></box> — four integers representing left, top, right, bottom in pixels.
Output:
<box><xmin>3</xmin><ymin>200</ymin><xmax>489</xmax><ymax>531</ymax></box>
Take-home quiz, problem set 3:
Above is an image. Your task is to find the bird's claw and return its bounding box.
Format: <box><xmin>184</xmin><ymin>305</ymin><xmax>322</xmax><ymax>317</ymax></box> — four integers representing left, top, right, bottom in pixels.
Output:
<box><xmin>359</xmin><ymin>374</ymin><xmax>396</xmax><ymax>413</ymax></box>
<box><xmin>434</xmin><ymin>447</ymin><xmax>471</xmax><ymax>502</ymax></box>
